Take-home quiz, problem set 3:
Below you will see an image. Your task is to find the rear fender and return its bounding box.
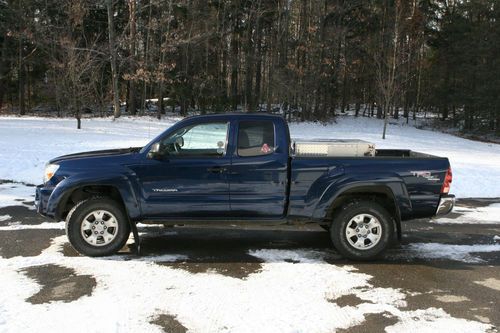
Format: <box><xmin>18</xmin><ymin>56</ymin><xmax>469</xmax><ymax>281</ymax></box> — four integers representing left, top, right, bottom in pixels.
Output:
<box><xmin>312</xmin><ymin>177</ymin><xmax>412</xmax><ymax>222</ymax></box>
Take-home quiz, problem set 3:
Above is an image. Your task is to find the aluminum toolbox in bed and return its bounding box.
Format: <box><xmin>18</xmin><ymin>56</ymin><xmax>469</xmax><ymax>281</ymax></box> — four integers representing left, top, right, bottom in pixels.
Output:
<box><xmin>293</xmin><ymin>139</ymin><xmax>376</xmax><ymax>157</ymax></box>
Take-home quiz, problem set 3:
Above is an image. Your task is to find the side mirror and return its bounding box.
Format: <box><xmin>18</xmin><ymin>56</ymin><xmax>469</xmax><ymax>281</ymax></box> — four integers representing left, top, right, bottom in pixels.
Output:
<box><xmin>147</xmin><ymin>142</ymin><xmax>162</xmax><ymax>159</ymax></box>
<box><xmin>175</xmin><ymin>136</ymin><xmax>184</xmax><ymax>147</ymax></box>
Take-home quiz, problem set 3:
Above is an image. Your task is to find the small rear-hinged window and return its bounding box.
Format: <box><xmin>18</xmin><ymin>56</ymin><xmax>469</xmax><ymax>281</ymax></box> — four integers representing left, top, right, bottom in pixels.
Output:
<box><xmin>237</xmin><ymin>121</ymin><xmax>275</xmax><ymax>157</ymax></box>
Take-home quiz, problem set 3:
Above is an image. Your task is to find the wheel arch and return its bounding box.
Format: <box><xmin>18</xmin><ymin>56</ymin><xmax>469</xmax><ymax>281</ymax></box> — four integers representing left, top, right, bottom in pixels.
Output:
<box><xmin>57</xmin><ymin>185</ymin><xmax>125</xmax><ymax>220</ymax></box>
<box><xmin>321</xmin><ymin>184</ymin><xmax>404</xmax><ymax>241</ymax></box>
<box><xmin>47</xmin><ymin>175</ymin><xmax>141</xmax><ymax>221</ymax></box>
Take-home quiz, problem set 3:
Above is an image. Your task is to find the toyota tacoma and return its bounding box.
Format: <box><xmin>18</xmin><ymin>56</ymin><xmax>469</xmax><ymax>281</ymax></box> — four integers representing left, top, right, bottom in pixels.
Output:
<box><xmin>35</xmin><ymin>114</ymin><xmax>454</xmax><ymax>260</ymax></box>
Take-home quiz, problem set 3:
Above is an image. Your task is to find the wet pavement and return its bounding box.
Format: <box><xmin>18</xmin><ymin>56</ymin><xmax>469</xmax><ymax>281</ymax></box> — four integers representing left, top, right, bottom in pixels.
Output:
<box><xmin>0</xmin><ymin>197</ymin><xmax>499</xmax><ymax>332</ymax></box>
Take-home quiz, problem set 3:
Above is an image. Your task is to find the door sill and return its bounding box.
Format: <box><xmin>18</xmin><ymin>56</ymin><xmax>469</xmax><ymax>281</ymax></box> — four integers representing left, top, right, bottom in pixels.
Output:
<box><xmin>140</xmin><ymin>217</ymin><xmax>288</xmax><ymax>227</ymax></box>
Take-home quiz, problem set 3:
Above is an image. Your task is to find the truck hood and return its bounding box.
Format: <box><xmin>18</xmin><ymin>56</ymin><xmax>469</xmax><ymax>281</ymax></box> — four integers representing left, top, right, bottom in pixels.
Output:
<box><xmin>50</xmin><ymin>147</ymin><xmax>142</xmax><ymax>164</ymax></box>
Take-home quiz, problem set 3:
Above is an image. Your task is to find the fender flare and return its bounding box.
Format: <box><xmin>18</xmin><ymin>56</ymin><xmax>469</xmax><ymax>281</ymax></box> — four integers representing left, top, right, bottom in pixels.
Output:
<box><xmin>312</xmin><ymin>179</ymin><xmax>411</xmax><ymax>240</ymax></box>
<box><xmin>46</xmin><ymin>172</ymin><xmax>141</xmax><ymax>220</ymax></box>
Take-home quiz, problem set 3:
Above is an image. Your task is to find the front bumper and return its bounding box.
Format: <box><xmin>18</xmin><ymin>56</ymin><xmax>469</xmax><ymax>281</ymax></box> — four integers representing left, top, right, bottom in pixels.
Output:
<box><xmin>35</xmin><ymin>184</ymin><xmax>53</xmax><ymax>217</ymax></box>
<box><xmin>435</xmin><ymin>194</ymin><xmax>455</xmax><ymax>216</ymax></box>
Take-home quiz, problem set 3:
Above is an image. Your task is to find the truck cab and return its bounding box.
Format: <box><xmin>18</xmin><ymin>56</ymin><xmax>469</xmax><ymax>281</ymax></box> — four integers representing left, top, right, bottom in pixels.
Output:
<box><xmin>136</xmin><ymin>114</ymin><xmax>291</xmax><ymax>219</ymax></box>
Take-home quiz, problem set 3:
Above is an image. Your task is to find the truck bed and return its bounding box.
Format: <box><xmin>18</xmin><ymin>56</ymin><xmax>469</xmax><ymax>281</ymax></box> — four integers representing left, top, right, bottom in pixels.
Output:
<box><xmin>375</xmin><ymin>149</ymin><xmax>437</xmax><ymax>158</ymax></box>
<box><xmin>288</xmin><ymin>153</ymin><xmax>450</xmax><ymax>221</ymax></box>
<box><xmin>292</xmin><ymin>139</ymin><xmax>437</xmax><ymax>159</ymax></box>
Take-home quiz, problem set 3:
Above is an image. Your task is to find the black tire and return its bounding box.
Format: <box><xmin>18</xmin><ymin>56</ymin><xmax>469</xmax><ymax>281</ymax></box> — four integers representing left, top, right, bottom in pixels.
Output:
<box><xmin>330</xmin><ymin>200</ymin><xmax>394</xmax><ymax>261</ymax></box>
<box><xmin>65</xmin><ymin>197</ymin><xmax>131</xmax><ymax>257</ymax></box>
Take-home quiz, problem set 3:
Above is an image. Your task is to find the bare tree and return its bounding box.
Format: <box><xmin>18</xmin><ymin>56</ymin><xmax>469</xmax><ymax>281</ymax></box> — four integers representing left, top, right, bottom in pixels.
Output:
<box><xmin>54</xmin><ymin>37</ymin><xmax>101</xmax><ymax>129</ymax></box>
<box><xmin>127</xmin><ymin>0</ymin><xmax>137</xmax><ymax>115</ymax></box>
<box><xmin>106</xmin><ymin>0</ymin><xmax>120</xmax><ymax>118</ymax></box>
<box><xmin>375</xmin><ymin>0</ymin><xmax>403</xmax><ymax>139</ymax></box>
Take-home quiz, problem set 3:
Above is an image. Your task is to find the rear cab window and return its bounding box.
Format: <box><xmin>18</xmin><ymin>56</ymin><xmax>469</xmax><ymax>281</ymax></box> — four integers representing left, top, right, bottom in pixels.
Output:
<box><xmin>237</xmin><ymin>121</ymin><xmax>275</xmax><ymax>157</ymax></box>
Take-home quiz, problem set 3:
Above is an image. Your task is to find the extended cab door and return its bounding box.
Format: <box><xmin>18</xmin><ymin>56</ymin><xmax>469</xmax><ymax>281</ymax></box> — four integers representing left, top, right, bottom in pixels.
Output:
<box><xmin>136</xmin><ymin>121</ymin><xmax>230</xmax><ymax>218</ymax></box>
<box><xmin>229</xmin><ymin>119</ymin><xmax>289</xmax><ymax>217</ymax></box>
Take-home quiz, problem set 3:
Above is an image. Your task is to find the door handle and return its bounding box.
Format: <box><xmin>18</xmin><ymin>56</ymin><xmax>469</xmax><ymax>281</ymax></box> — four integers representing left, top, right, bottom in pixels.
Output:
<box><xmin>207</xmin><ymin>166</ymin><xmax>227</xmax><ymax>174</ymax></box>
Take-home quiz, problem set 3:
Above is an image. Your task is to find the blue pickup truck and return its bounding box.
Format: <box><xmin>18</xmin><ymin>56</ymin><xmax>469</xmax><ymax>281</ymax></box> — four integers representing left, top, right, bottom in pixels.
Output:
<box><xmin>35</xmin><ymin>113</ymin><xmax>454</xmax><ymax>260</ymax></box>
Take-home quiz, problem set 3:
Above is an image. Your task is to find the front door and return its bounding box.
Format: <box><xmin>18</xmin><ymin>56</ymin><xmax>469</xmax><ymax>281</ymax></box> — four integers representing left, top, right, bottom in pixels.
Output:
<box><xmin>137</xmin><ymin>121</ymin><xmax>230</xmax><ymax>218</ymax></box>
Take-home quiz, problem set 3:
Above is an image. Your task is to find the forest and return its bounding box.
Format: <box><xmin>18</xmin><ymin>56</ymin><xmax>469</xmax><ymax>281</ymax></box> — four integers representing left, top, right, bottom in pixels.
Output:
<box><xmin>0</xmin><ymin>0</ymin><xmax>499</xmax><ymax>136</ymax></box>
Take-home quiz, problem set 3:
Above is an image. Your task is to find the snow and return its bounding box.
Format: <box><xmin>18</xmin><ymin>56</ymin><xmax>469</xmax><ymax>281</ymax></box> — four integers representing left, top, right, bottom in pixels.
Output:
<box><xmin>433</xmin><ymin>203</ymin><xmax>500</xmax><ymax>224</ymax></box>
<box><xmin>1</xmin><ymin>115</ymin><xmax>499</xmax><ymax>197</ymax></box>
<box><xmin>392</xmin><ymin>243</ymin><xmax>500</xmax><ymax>263</ymax></box>
<box><xmin>385</xmin><ymin>308</ymin><xmax>491</xmax><ymax>333</ymax></box>
<box><xmin>434</xmin><ymin>295</ymin><xmax>470</xmax><ymax>303</ymax></box>
<box><xmin>0</xmin><ymin>116</ymin><xmax>179</xmax><ymax>185</ymax></box>
<box><xmin>0</xmin><ymin>182</ymin><xmax>35</xmax><ymax>209</ymax></box>
<box><xmin>0</xmin><ymin>235</ymin><xmax>492</xmax><ymax>333</ymax></box>
<box><xmin>474</xmin><ymin>278</ymin><xmax>500</xmax><ymax>292</ymax></box>
<box><xmin>0</xmin><ymin>214</ymin><xmax>11</xmax><ymax>222</ymax></box>
<box><xmin>0</xmin><ymin>221</ymin><xmax>65</xmax><ymax>230</ymax></box>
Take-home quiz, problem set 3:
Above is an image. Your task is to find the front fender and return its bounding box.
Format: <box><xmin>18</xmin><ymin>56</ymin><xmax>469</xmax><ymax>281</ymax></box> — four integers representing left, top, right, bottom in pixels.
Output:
<box><xmin>311</xmin><ymin>175</ymin><xmax>412</xmax><ymax>220</ymax></box>
<box><xmin>46</xmin><ymin>172</ymin><xmax>141</xmax><ymax>220</ymax></box>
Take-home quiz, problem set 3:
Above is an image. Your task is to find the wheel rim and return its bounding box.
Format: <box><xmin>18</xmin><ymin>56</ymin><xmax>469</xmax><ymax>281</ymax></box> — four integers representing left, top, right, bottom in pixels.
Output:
<box><xmin>345</xmin><ymin>213</ymin><xmax>382</xmax><ymax>250</ymax></box>
<box><xmin>80</xmin><ymin>210</ymin><xmax>119</xmax><ymax>247</ymax></box>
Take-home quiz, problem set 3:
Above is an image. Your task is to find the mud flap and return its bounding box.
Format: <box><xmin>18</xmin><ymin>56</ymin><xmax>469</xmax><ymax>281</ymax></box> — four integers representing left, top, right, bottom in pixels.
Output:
<box><xmin>129</xmin><ymin>219</ymin><xmax>141</xmax><ymax>255</ymax></box>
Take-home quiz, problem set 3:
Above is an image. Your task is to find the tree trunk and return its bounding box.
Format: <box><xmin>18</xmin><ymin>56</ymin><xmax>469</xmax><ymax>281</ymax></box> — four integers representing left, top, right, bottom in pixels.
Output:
<box><xmin>382</xmin><ymin>103</ymin><xmax>389</xmax><ymax>139</ymax></box>
<box><xmin>74</xmin><ymin>95</ymin><xmax>81</xmax><ymax>129</ymax></box>
<box><xmin>403</xmin><ymin>97</ymin><xmax>409</xmax><ymax>120</ymax></box>
<box><xmin>230</xmin><ymin>15</ymin><xmax>239</xmax><ymax>110</ymax></box>
<box><xmin>442</xmin><ymin>105</ymin><xmax>449</xmax><ymax>120</ymax></box>
<box><xmin>0</xmin><ymin>80</ymin><xmax>4</xmax><ymax>111</ymax></box>
<box><xmin>157</xmin><ymin>85</ymin><xmax>163</xmax><ymax>119</ymax></box>
<box><xmin>0</xmin><ymin>35</ymin><xmax>7</xmax><ymax>111</ymax></box>
<box><xmin>244</xmin><ymin>4</ymin><xmax>255</xmax><ymax>112</ymax></box>
<box><xmin>106</xmin><ymin>0</ymin><xmax>120</xmax><ymax>119</ymax></box>
<box><xmin>341</xmin><ymin>66</ymin><xmax>348</xmax><ymax>113</ymax></box>
<box><xmin>127</xmin><ymin>0</ymin><xmax>137</xmax><ymax>115</ymax></box>
<box><xmin>254</xmin><ymin>39</ymin><xmax>262</xmax><ymax>111</ymax></box>
<box><xmin>27</xmin><ymin>65</ymin><xmax>32</xmax><ymax>111</ymax></box>
<box><xmin>496</xmin><ymin>107</ymin><xmax>500</xmax><ymax>136</ymax></box>
<box><xmin>414</xmin><ymin>45</ymin><xmax>423</xmax><ymax>121</ymax></box>
<box><xmin>181</xmin><ymin>99</ymin><xmax>187</xmax><ymax>116</ymax></box>
<box><xmin>141</xmin><ymin>1</ymin><xmax>153</xmax><ymax>115</ymax></box>
<box><xmin>18</xmin><ymin>33</ymin><xmax>25</xmax><ymax>115</ymax></box>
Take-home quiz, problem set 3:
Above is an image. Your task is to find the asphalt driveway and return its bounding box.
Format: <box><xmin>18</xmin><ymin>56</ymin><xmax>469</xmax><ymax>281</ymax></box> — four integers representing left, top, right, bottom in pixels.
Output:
<box><xmin>0</xmin><ymin>186</ymin><xmax>498</xmax><ymax>332</ymax></box>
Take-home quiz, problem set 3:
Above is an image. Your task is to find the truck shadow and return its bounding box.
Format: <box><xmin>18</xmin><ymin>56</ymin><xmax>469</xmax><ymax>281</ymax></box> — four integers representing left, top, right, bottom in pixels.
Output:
<box><xmin>108</xmin><ymin>225</ymin><xmax>500</xmax><ymax>271</ymax></box>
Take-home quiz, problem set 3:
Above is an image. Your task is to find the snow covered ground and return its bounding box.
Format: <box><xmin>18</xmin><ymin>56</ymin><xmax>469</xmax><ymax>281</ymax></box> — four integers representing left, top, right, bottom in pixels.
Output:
<box><xmin>1</xmin><ymin>115</ymin><xmax>500</xmax><ymax>197</ymax></box>
<box><xmin>0</xmin><ymin>182</ymin><xmax>36</xmax><ymax>210</ymax></box>
<box><xmin>434</xmin><ymin>203</ymin><xmax>500</xmax><ymax>224</ymax></box>
<box><xmin>0</xmin><ymin>115</ymin><xmax>499</xmax><ymax>332</ymax></box>
<box><xmin>0</xmin><ymin>231</ymin><xmax>495</xmax><ymax>333</ymax></box>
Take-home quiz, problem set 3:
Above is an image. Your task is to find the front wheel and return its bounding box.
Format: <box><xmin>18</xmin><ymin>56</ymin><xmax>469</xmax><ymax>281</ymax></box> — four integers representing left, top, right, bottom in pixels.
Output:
<box><xmin>66</xmin><ymin>198</ymin><xmax>131</xmax><ymax>257</ymax></box>
<box><xmin>330</xmin><ymin>201</ymin><xmax>394</xmax><ymax>260</ymax></box>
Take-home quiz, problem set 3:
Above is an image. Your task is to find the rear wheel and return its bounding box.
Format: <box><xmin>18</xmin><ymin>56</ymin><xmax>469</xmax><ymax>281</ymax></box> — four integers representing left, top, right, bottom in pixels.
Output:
<box><xmin>330</xmin><ymin>200</ymin><xmax>394</xmax><ymax>260</ymax></box>
<box><xmin>66</xmin><ymin>198</ymin><xmax>130</xmax><ymax>256</ymax></box>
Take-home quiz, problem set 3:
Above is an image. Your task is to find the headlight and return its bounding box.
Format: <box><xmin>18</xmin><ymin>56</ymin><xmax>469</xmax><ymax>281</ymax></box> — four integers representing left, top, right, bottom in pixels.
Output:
<box><xmin>44</xmin><ymin>164</ymin><xmax>60</xmax><ymax>183</ymax></box>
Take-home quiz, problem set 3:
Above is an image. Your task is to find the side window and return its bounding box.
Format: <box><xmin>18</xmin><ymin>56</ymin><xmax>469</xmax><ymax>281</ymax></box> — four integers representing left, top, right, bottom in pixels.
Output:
<box><xmin>237</xmin><ymin>121</ymin><xmax>275</xmax><ymax>157</ymax></box>
<box><xmin>160</xmin><ymin>122</ymin><xmax>228</xmax><ymax>157</ymax></box>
